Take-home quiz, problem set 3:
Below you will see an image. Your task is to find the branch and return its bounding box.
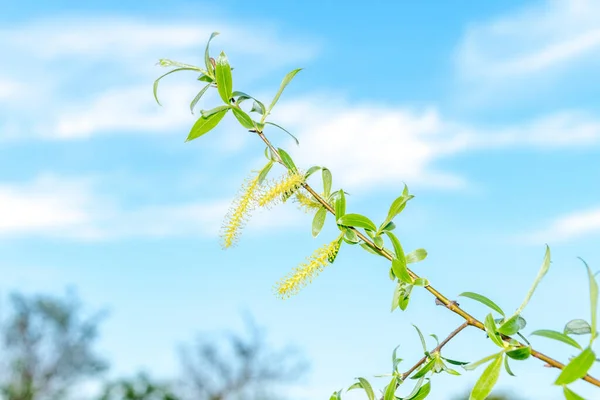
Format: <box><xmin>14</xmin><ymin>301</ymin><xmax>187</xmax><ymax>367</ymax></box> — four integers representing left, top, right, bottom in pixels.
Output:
<box><xmin>253</xmin><ymin>130</ymin><xmax>600</xmax><ymax>388</ymax></box>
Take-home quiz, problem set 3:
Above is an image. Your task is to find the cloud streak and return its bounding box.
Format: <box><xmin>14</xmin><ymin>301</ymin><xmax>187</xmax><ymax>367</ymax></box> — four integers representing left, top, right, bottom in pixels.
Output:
<box><xmin>522</xmin><ymin>207</ymin><xmax>600</xmax><ymax>244</ymax></box>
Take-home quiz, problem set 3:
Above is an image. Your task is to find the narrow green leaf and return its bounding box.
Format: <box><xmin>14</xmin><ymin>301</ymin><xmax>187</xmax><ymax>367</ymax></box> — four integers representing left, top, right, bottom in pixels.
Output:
<box><xmin>411</xmin><ymin>358</ymin><xmax>435</xmax><ymax>379</ymax></box>
<box><xmin>344</xmin><ymin>228</ymin><xmax>358</xmax><ymax>243</ymax></box>
<box><xmin>413</xmin><ymin>325</ymin><xmax>427</xmax><ymax>353</ymax></box>
<box><xmin>469</xmin><ymin>354</ymin><xmax>503</xmax><ymax>400</ymax></box>
<box><xmin>391</xmin><ymin>282</ymin><xmax>401</xmax><ymax>312</ymax></box>
<box><xmin>563</xmin><ymin>386</ymin><xmax>585</xmax><ymax>400</ymax></box>
<box><xmin>215</xmin><ymin>51</ymin><xmax>233</xmax><ymax>104</ymax></box>
<box><xmin>505</xmin><ymin>346</ymin><xmax>531</xmax><ymax>360</ymax></box>
<box><xmin>251</xmin><ymin>100</ymin><xmax>265</xmax><ymax>114</ymax></box>
<box><xmin>399</xmin><ymin>283</ymin><xmax>413</xmax><ymax>311</ymax></box>
<box><xmin>513</xmin><ymin>245</ymin><xmax>551</xmax><ymax>318</ymax></box>
<box><xmin>392</xmin><ymin>345</ymin><xmax>402</xmax><ymax>371</ymax></box>
<box><xmin>530</xmin><ymin>330</ymin><xmax>582</xmax><ymax>350</ymax></box>
<box><xmin>406</xmin><ymin>249</ymin><xmax>427</xmax><ymax>264</ymax></box>
<box><xmin>190</xmin><ymin>83</ymin><xmax>212</xmax><ymax>114</ymax></box>
<box><xmin>373</xmin><ymin>235</ymin><xmax>384</xmax><ymax>249</ymax></box>
<box><xmin>581</xmin><ymin>258</ymin><xmax>598</xmax><ymax>343</ymax></box>
<box><xmin>186</xmin><ymin>108</ymin><xmax>229</xmax><ymax>142</ymax></box>
<box><xmin>360</xmin><ymin>242</ymin><xmax>382</xmax><ymax>256</ymax></box>
<box><xmin>312</xmin><ymin>208</ymin><xmax>327</xmax><ymax>238</ymax></box>
<box><xmin>265</xmin><ymin>122</ymin><xmax>299</xmax><ymax>145</ymax></box>
<box><xmin>334</xmin><ymin>190</ymin><xmax>346</xmax><ymax>218</ymax></box>
<box><xmin>564</xmin><ymin>319</ymin><xmax>592</xmax><ymax>335</ymax></box>
<box><xmin>385</xmin><ymin>188</ymin><xmax>414</xmax><ymax>224</ymax></box>
<box><xmin>380</xmin><ymin>221</ymin><xmax>396</xmax><ymax>232</ymax></box>
<box><xmin>201</xmin><ymin>105</ymin><xmax>230</xmax><ymax>118</ymax></box>
<box><xmin>555</xmin><ymin>347</ymin><xmax>595</xmax><ymax>385</ymax></box>
<box><xmin>305</xmin><ymin>166</ymin><xmax>321</xmax><ymax>178</ymax></box>
<box><xmin>383</xmin><ymin>376</ymin><xmax>397</xmax><ymax>400</ymax></box>
<box><xmin>265</xmin><ymin>68</ymin><xmax>302</xmax><ymax>118</ymax></box>
<box><xmin>497</xmin><ymin>315</ymin><xmax>526</xmax><ymax>336</ymax></box>
<box><xmin>484</xmin><ymin>314</ymin><xmax>505</xmax><ymax>348</ymax></box>
<box><xmin>385</xmin><ymin>231</ymin><xmax>407</xmax><ymax>265</ymax></box>
<box><xmin>442</xmin><ymin>357</ymin><xmax>469</xmax><ymax>366</ymax></box>
<box><xmin>258</xmin><ymin>161</ymin><xmax>274</xmax><ymax>185</ymax></box>
<box><xmin>459</xmin><ymin>292</ymin><xmax>505</xmax><ymax>317</ymax></box>
<box><xmin>153</xmin><ymin>67</ymin><xmax>203</xmax><ymax>105</ymax></box>
<box><xmin>348</xmin><ymin>377</ymin><xmax>375</xmax><ymax>400</ymax></box>
<box><xmin>322</xmin><ymin>168</ymin><xmax>332</xmax><ymax>198</ymax></box>
<box><xmin>337</xmin><ymin>213</ymin><xmax>377</xmax><ymax>231</ymax></box>
<box><xmin>503</xmin><ymin>356</ymin><xmax>516</xmax><ymax>377</ymax></box>
<box><xmin>393</xmin><ymin>259</ymin><xmax>413</xmax><ymax>284</ymax></box>
<box><xmin>413</xmin><ymin>278</ymin><xmax>430</xmax><ymax>287</ymax></box>
<box><xmin>204</xmin><ymin>32</ymin><xmax>219</xmax><ymax>76</ymax></box>
<box><xmin>277</xmin><ymin>148</ymin><xmax>297</xmax><ymax>173</ymax></box>
<box><xmin>464</xmin><ymin>352</ymin><xmax>503</xmax><ymax>371</ymax></box>
<box><xmin>329</xmin><ymin>390</ymin><xmax>342</xmax><ymax>400</ymax></box>
<box><xmin>231</xmin><ymin>107</ymin><xmax>255</xmax><ymax>129</ymax></box>
<box><xmin>407</xmin><ymin>379</ymin><xmax>431</xmax><ymax>400</ymax></box>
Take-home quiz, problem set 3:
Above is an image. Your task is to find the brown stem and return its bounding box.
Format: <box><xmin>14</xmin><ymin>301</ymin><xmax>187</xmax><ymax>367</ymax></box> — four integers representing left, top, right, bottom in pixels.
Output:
<box><xmin>254</xmin><ymin>130</ymin><xmax>600</xmax><ymax>388</ymax></box>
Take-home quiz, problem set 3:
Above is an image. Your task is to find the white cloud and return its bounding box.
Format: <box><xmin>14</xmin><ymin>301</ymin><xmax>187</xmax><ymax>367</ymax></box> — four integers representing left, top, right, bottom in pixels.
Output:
<box><xmin>0</xmin><ymin>173</ymin><xmax>304</xmax><ymax>241</ymax></box>
<box><xmin>0</xmin><ymin>16</ymin><xmax>318</xmax><ymax>141</ymax></box>
<box><xmin>457</xmin><ymin>0</ymin><xmax>600</xmax><ymax>80</ymax></box>
<box><xmin>271</xmin><ymin>96</ymin><xmax>600</xmax><ymax>190</ymax></box>
<box><xmin>522</xmin><ymin>207</ymin><xmax>600</xmax><ymax>243</ymax></box>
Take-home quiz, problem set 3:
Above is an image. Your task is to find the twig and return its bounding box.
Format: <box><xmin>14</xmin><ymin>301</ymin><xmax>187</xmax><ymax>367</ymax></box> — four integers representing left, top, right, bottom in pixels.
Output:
<box><xmin>253</xmin><ymin>130</ymin><xmax>600</xmax><ymax>388</ymax></box>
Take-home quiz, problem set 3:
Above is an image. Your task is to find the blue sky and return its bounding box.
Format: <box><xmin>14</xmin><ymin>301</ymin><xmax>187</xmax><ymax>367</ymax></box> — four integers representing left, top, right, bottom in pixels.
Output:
<box><xmin>1</xmin><ymin>0</ymin><xmax>600</xmax><ymax>399</ymax></box>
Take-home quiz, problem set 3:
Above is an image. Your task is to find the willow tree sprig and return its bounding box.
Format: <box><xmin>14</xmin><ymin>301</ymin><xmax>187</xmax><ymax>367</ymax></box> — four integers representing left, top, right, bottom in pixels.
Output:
<box><xmin>154</xmin><ymin>32</ymin><xmax>600</xmax><ymax>400</ymax></box>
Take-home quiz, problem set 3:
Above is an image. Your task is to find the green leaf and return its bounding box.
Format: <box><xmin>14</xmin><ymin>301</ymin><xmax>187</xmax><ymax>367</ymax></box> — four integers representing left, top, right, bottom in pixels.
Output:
<box><xmin>264</xmin><ymin>68</ymin><xmax>302</xmax><ymax>118</ymax></box>
<box><xmin>380</xmin><ymin>221</ymin><xmax>396</xmax><ymax>232</ymax></box>
<box><xmin>189</xmin><ymin>83</ymin><xmax>212</xmax><ymax>114</ymax></box>
<box><xmin>513</xmin><ymin>245</ymin><xmax>551</xmax><ymax>317</ymax></box>
<box><xmin>312</xmin><ymin>208</ymin><xmax>327</xmax><ymax>238</ymax></box>
<box><xmin>459</xmin><ymin>292</ymin><xmax>505</xmax><ymax>317</ymax></box>
<box><xmin>407</xmin><ymin>379</ymin><xmax>431</xmax><ymax>400</ymax></box>
<box><xmin>153</xmin><ymin>67</ymin><xmax>203</xmax><ymax>105</ymax></box>
<box><xmin>201</xmin><ymin>105</ymin><xmax>230</xmax><ymax>118</ymax></box>
<box><xmin>464</xmin><ymin>352</ymin><xmax>504</xmax><ymax>371</ymax></box>
<box><xmin>530</xmin><ymin>330</ymin><xmax>582</xmax><ymax>350</ymax></box>
<box><xmin>251</xmin><ymin>100</ymin><xmax>265</xmax><ymax>114</ymax></box>
<box><xmin>555</xmin><ymin>347</ymin><xmax>595</xmax><ymax>385</ymax></box>
<box><xmin>497</xmin><ymin>315</ymin><xmax>526</xmax><ymax>336</ymax></box>
<box><xmin>360</xmin><ymin>242</ymin><xmax>382</xmax><ymax>256</ymax></box>
<box><xmin>411</xmin><ymin>358</ymin><xmax>435</xmax><ymax>379</ymax></box>
<box><xmin>385</xmin><ymin>231</ymin><xmax>407</xmax><ymax>265</ymax></box>
<box><xmin>198</xmin><ymin>74</ymin><xmax>213</xmax><ymax>82</ymax></box>
<box><xmin>503</xmin><ymin>356</ymin><xmax>516</xmax><ymax>377</ymax></box>
<box><xmin>305</xmin><ymin>166</ymin><xmax>321</xmax><ymax>178</ymax></box>
<box><xmin>505</xmin><ymin>346</ymin><xmax>531</xmax><ymax>360</ymax></box>
<box><xmin>277</xmin><ymin>148</ymin><xmax>297</xmax><ymax>173</ymax></box>
<box><xmin>581</xmin><ymin>258</ymin><xmax>598</xmax><ymax>343</ymax></box>
<box><xmin>344</xmin><ymin>228</ymin><xmax>358</xmax><ymax>243</ymax></box>
<box><xmin>258</xmin><ymin>161</ymin><xmax>274</xmax><ymax>185</ymax></box>
<box><xmin>563</xmin><ymin>386</ymin><xmax>585</xmax><ymax>400</ymax></box>
<box><xmin>413</xmin><ymin>325</ymin><xmax>428</xmax><ymax>353</ymax></box>
<box><xmin>391</xmin><ymin>282</ymin><xmax>401</xmax><ymax>312</ymax></box>
<box><xmin>406</xmin><ymin>249</ymin><xmax>427</xmax><ymax>264</ymax></box>
<box><xmin>564</xmin><ymin>319</ymin><xmax>592</xmax><ymax>335</ymax></box>
<box><xmin>231</xmin><ymin>107</ymin><xmax>255</xmax><ymax>129</ymax></box>
<box><xmin>393</xmin><ymin>259</ymin><xmax>413</xmax><ymax>284</ymax></box>
<box><xmin>484</xmin><ymin>313</ymin><xmax>505</xmax><ymax>348</ymax></box>
<box><xmin>186</xmin><ymin>108</ymin><xmax>229</xmax><ymax>142</ymax></box>
<box><xmin>385</xmin><ymin>187</ymin><xmax>414</xmax><ymax>224</ymax></box>
<box><xmin>392</xmin><ymin>345</ymin><xmax>403</xmax><ymax>371</ymax></box>
<box><xmin>322</xmin><ymin>168</ymin><xmax>332</xmax><ymax>198</ymax></box>
<box><xmin>337</xmin><ymin>213</ymin><xmax>377</xmax><ymax>231</ymax></box>
<box><xmin>413</xmin><ymin>278</ymin><xmax>430</xmax><ymax>287</ymax></box>
<box><xmin>204</xmin><ymin>32</ymin><xmax>219</xmax><ymax>76</ymax></box>
<box><xmin>373</xmin><ymin>235</ymin><xmax>384</xmax><ymax>249</ymax></box>
<box><xmin>348</xmin><ymin>377</ymin><xmax>375</xmax><ymax>400</ymax></box>
<box><xmin>399</xmin><ymin>283</ymin><xmax>413</xmax><ymax>311</ymax></box>
<box><xmin>265</xmin><ymin>122</ymin><xmax>299</xmax><ymax>145</ymax></box>
<box><xmin>215</xmin><ymin>51</ymin><xmax>233</xmax><ymax>104</ymax></box>
<box><xmin>383</xmin><ymin>376</ymin><xmax>397</xmax><ymax>400</ymax></box>
<box><xmin>334</xmin><ymin>190</ymin><xmax>346</xmax><ymax>218</ymax></box>
<box><xmin>443</xmin><ymin>357</ymin><xmax>469</xmax><ymax>366</ymax></box>
<box><xmin>469</xmin><ymin>354</ymin><xmax>503</xmax><ymax>400</ymax></box>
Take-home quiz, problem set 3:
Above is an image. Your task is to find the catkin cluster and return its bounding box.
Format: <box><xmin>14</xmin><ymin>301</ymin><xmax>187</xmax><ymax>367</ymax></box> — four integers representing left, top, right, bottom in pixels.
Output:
<box><xmin>274</xmin><ymin>238</ymin><xmax>341</xmax><ymax>299</ymax></box>
<box><xmin>220</xmin><ymin>174</ymin><xmax>261</xmax><ymax>248</ymax></box>
<box><xmin>257</xmin><ymin>172</ymin><xmax>304</xmax><ymax>208</ymax></box>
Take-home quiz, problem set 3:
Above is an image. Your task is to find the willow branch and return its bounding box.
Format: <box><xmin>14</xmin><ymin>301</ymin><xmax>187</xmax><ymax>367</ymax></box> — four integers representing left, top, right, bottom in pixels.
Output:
<box><xmin>253</xmin><ymin>130</ymin><xmax>600</xmax><ymax>388</ymax></box>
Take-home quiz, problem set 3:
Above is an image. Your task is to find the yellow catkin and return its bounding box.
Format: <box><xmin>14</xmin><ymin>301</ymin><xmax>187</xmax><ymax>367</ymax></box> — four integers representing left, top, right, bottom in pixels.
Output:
<box><xmin>220</xmin><ymin>174</ymin><xmax>260</xmax><ymax>248</ymax></box>
<box><xmin>258</xmin><ymin>172</ymin><xmax>304</xmax><ymax>208</ymax></box>
<box><xmin>274</xmin><ymin>239</ymin><xmax>341</xmax><ymax>299</ymax></box>
<box><xmin>295</xmin><ymin>190</ymin><xmax>322</xmax><ymax>213</ymax></box>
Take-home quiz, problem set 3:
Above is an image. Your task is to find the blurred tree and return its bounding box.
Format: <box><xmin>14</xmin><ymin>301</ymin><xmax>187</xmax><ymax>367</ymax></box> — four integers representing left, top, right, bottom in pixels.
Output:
<box><xmin>97</xmin><ymin>372</ymin><xmax>180</xmax><ymax>400</ymax></box>
<box><xmin>0</xmin><ymin>291</ymin><xmax>107</xmax><ymax>400</ymax></box>
<box><xmin>179</xmin><ymin>317</ymin><xmax>307</xmax><ymax>400</ymax></box>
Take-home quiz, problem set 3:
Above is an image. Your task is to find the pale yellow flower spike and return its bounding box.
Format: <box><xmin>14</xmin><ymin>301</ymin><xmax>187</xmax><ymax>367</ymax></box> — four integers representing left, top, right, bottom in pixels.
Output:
<box><xmin>220</xmin><ymin>174</ymin><xmax>260</xmax><ymax>248</ymax></box>
<box><xmin>275</xmin><ymin>238</ymin><xmax>341</xmax><ymax>299</ymax></box>
<box><xmin>258</xmin><ymin>172</ymin><xmax>304</xmax><ymax>208</ymax></box>
<box><xmin>295</xmin><ymin>190</ymin><xmax>322</xmax><ymax>213</ymax></box>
